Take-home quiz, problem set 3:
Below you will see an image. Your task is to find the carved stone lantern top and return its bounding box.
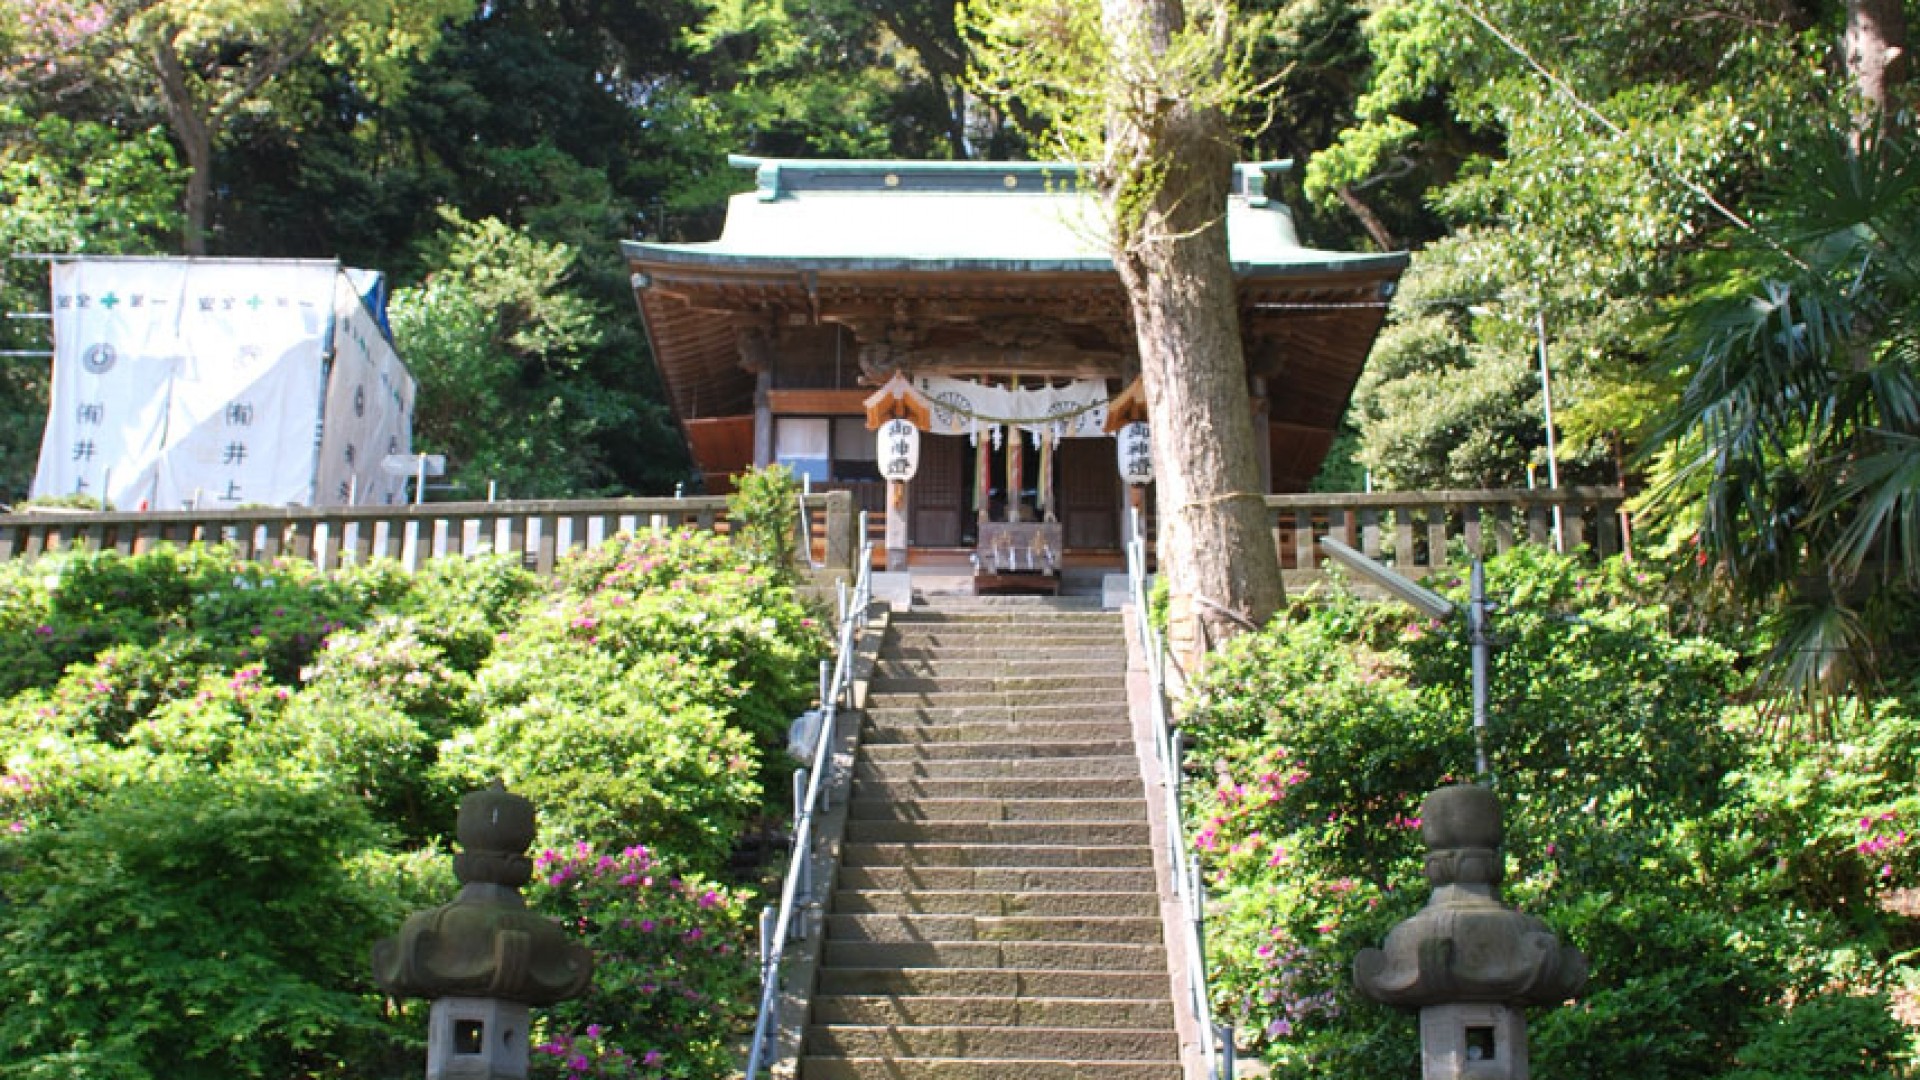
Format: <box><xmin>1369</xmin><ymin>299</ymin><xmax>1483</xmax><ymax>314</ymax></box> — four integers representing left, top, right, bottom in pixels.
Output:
<box><xmin>371</xmin><ymin>782</ymin><xmax>593</xmax><ymax>1007</ymax></box>
<box><xmin>1354</xmin><ymin>784</ymin><xmax>1587</xmax><ymax>1009</ymax></box>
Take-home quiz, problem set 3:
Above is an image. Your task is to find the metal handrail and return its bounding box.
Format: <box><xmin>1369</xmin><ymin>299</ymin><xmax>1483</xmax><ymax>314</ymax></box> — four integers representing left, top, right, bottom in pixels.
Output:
<box><xmin>1127</xmin><ymin>508</ymin><xmax>1234</xmax><ymax>1080</ymax></box>
<box><xmin>744</xmin><ymin>512</ymin><xmax>875</xmax><ymax>1079</ymax></box>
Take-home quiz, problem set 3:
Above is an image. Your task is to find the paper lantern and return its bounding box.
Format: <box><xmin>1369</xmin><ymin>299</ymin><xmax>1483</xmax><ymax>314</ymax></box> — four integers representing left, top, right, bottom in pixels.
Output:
<box><xmin>878</xmin><ymin>417</ymin><xmax>920</xmax><ymax>482</ymax></box>
<box><xmin>1117</xmin><ymin>422</ymin><xmax>1153</xmax><ymax>485</ymax></box>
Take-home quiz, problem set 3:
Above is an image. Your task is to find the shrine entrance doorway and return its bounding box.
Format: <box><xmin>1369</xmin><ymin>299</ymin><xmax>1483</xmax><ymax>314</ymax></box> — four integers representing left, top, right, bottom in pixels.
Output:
<box><xmin>909</xmin><ymin>434</ymin><xmax>966</xmax><ymax>547</ymax></box>
<box><xmin>1057</xmin><ymin>438</ymin><xmax>1121</xmax><ymax>550</ymax></box>
<box><xmin>906</xmin><ymin>430</ymin><xmax>1122</xmax><ymax>554</ymax></box>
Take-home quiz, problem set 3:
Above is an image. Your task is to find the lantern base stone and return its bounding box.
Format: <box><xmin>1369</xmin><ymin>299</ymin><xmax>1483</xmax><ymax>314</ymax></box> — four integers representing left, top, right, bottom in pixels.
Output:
<box><xmin>427</xmin><ymin>997</ymin><xmax>531</xmax><ymax>1080</ymax></box>
<box><xmin>1418</xmin><ymin>1003</ymin><xmax>1529</xmax><ymax>1080</ymax></box>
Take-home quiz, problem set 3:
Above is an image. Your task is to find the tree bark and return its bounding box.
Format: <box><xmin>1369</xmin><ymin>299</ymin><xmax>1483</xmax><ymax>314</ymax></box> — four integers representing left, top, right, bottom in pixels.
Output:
<box><xmin>1335</xmin><ymin>182</ymin><xmax>1397</xmax><ymax>251</ymax></box>
<box><xmin>1102</xmin><ymin>0</ymin><xmax>1287</xmax><ymax>667</ymax></box>
<box><xmin>1846</xmin><ymin>0</ymin><xmax>1910</xmax><ymax>131</ymax></box>
<box><xmin>149</xmin><ymin>30</ymin><xmax>213</xmax><ymax>255</ymax></box>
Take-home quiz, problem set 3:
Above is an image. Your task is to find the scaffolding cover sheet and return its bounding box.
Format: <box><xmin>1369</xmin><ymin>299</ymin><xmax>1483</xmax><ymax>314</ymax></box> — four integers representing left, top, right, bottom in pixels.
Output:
<box><xmin>315</xmin><ymin>274</ymin><xmax>415</xmax><ymax>506</ymax></box>
<box><xmin>32</xmin><ymin>258</ymin><xmax>413</xmax><ymax>509</ymax></box>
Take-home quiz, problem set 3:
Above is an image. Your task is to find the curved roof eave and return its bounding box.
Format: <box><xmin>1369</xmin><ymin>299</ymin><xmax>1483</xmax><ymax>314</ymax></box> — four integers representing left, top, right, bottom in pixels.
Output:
<box><xmin>620</xmin><ymin>240</ymin><xmax>1408</xmax><ymax>281</ymax></box>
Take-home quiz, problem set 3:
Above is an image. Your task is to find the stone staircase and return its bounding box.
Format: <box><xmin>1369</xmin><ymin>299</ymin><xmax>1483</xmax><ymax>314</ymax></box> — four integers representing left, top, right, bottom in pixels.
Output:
<box><xmin>801</xmin><ymin>600</ymin><xmax>1183</xmax><ymax>1080</ymax></box>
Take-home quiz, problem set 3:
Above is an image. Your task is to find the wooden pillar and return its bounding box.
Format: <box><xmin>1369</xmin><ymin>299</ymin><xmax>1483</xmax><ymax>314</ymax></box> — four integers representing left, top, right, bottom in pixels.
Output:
<box><xmin>886</xmin><ymin>480</ymin><xmax>909</xmax><ymax>571</ymax></box>
<box><xmin>975</xmin><ymin>432</ymin><xmax>992</xmax><ymax>526</ymax></box>
<box><xmin>1250</xmin><ymin>374</ymin><xmax>1273</xmax><ymax>494</ymax></box>
<box><xmin>1005</xmin><ymin>375</ymin><xmax>1022</xmax><ymax>523</ymax></box>
<box><xmin>752</xmin><ymin>369</ymin><xmax>774</xmax><ymax>467</ymax></box>
<box><xmin>1125</xmin><ymin>483</ymin><xmax>1149</xmax><ymax>549</ymax></box>
<box><xmin>1006</xmin><ymin>429</ymin><xmax>1023</xmax><ymax>523</ymax></box>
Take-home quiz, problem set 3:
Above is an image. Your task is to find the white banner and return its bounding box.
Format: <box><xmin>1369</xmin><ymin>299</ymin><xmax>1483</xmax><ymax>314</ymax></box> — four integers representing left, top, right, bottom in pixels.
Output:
<box><xmin>911</xmin><ymin>375</ymin><xmax>1110</xmax><ymax>438</ymax></box>
<box><xmin>315</xmin><ymin>274</ymin><xmax>415</xmax><ymax>506</ymax></box>
<box><xmin>32</xmin><ymin>258</ymin><xmax>412</xmax><ymax>510</ymax></box>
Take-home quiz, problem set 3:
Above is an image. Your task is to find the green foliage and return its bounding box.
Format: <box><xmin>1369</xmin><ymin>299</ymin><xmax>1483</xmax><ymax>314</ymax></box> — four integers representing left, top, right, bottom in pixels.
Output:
<box><xmin>962</xmin><ymin>0</ymin><xmax>1274</xmax><ymax>245</ymax></box>
<box><xmin>449</xmin><ymin>531</ymin><xmax>824</xmax><ymax>867</ymax></box>
<box><xmin>528</xmin><ymin>843</ymin><xmax>757</xmax><ymax>1079</ymax></box>
<box><xmin>0</xmin><ymin>531</ymin><xmax>818</xmax><ymax>1076</ymax></box>
<box><xmin>1639</xmin><ymin>126</ymin><xmax>1920</xmax><ymax>700</ymax></box>
<box><xmin>382</xmin><ymin>555</ymin><xmax>543</xmax><ymax>672</ymax></box>
<box><xmin>0</xmin><ymin>770</ymin><xmax>411</xmax><ymax>1079</ymax></box>
<box><xmin>443</xmin><ymin>652</ymin><xmax>762</xmax><ymax>869</ymax></box>
<box><xmin>726</xmin><ymin>464</ymin><xmax>802</xmax><ymax>578</ymax></box>
<box><xmin>1185</xmin><ymin>546</ymin><xmax>1918</xmax><ymax>1079</ymax></box>
<box><xmin>390</xmin><ymin>211</ymin><xmax>631</xmax><ymax>498</ymax></box>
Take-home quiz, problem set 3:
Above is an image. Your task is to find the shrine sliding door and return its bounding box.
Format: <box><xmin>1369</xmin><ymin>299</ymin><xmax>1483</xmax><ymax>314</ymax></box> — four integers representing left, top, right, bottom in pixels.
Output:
<box><xmin>909</xmin><ymin>433</ymin><xmax>966</xmax><ymax>547</ymax></box>
<box><xmin>1058</xmin><ymin>438</ymin><xmax>1121</xmax><ymax>550</ymax></box>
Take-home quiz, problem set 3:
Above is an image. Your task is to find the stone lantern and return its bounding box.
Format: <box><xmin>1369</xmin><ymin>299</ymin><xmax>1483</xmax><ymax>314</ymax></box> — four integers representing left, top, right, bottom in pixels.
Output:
<box><xmin>372</xmin><ymin>782</ymin><xmax>594</xmax><ymax>1080</ymax></box>
<box><xmin>1354</xmin><ymin>784</ymin><xmax>1586</xmax><ymax>1080</ymax></box>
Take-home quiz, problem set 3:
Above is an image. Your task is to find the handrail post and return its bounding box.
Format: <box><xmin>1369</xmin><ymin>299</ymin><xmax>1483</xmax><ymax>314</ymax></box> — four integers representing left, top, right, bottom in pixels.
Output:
<box><xmin>824</xmin><ymin>490</ymin><xmax>856</xmax><ymax>572</ymax></box>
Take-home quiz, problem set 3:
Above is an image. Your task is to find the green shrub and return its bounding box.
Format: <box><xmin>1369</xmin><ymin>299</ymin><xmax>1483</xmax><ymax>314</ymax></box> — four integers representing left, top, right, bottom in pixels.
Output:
<box><xmin>443</xmin><ymin>653</ymin><xmax>761</xmax><ymax>869</ymax></box>
<box><xmin>1185</xmin><ymin>547</ymin><xmax>1917</xmax><ymax>1080</ymax></box>
<box><xmin>0</xmin><ymin>771</ymin><xmax>409</xmax><ymax>1079</ymax></box>
<box><xmin>725</xmin><ymin>464</ymin><xmax>801</xmax><ymax>578</ymax></box>
<box><xmin>528</xmin><ymin>842</ymin><xmax>756</xmax><ymax>1079</ymax></box>
<box><xmin>381</xmin><ymin>554</ymin><xmax>541</xmax><ymax>671</ymax></box>
<box><xmin>299</xmin><ymin>616</ymin><xmax>477</xmax><ymax>740</ymax></box>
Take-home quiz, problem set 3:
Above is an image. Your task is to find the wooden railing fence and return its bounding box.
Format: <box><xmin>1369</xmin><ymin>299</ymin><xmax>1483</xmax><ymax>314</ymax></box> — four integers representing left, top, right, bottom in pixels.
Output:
<box><xmin>1265</xmin><ymin>487</ymin><xmax>1629</xmax><ymax>576</ymax></box>
<box><xmin>0</xmin><ymin>487</ymin><xmax>1624</xmax><ymax>579</ymax></box>
<box><xmin>0</xmin><ymin>492</ymin><xmax>863</xmax><ymax>576</ymax></box>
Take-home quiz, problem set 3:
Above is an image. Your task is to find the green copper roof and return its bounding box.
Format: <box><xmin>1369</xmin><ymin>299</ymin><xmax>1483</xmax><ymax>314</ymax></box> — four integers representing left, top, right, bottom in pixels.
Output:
<box><xmin>621</xmin><ymin>156</ymin><xmax>1406</xmax><ymax>278</ymax></box>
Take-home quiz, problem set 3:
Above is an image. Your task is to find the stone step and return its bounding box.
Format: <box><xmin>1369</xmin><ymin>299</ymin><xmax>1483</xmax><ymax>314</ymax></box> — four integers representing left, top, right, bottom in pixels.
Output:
<box><xmin>858</xmin><ymin>740</ymin><xmax>1137</xmax><ymax>763</ymax></box>
<box><xmin>805</xmin><ymin>1024</ymin><xmax>1178</xmax><ymax>1061</ymax></box>
<box><xmin>873</xmin><ymin>659</ymin><xmax>1124</xmax><ymax>679</ymax></box>
<box><xmin>822</xmin><ymin>939</ymin><xmax>1167</xmax><ymax>975</ymax></box>
<box><xmin>865</xmin><ymin>689</ymin><xmax>1128</xmax><ymax>709</ymax></box>
<box><xmin>815</xmin><ymin>966</ymin><xmax>1172</xmax><ymax>1000</ymax></box>
<box><xmin>801</xmin><ymin>1056</ymin><xmax>1181</xmax><ymax>1080</ymax></box>
<box><xmin>834</xmin><ymin>866</ymin><xmax>1159</xmax><ymax>894</ymax></box>
<box><xmin>891</xmin><ymin>620</ymin><xmax>1120</xmax><ymax>633</ymax></box>
<box><xmin>853</xmin><ymin>757</ymin><xmax>1142</xmax><ymax>782</ymax></box>
<box><xmin>884</xmin><ymin>645</ymin><xmax>1128</xmax><ymax>662</ymax></box>
<box><xmin>883</xmin><ymin>626</ymin><xmax>1121</xmax><ymax>641</ymax></box>
<box><xmin>858</xmin><ymin>720</ymin><xmax>1133</xmax><ymax>746</ymax></box>
<box><xmin>831</xmin><ymin>890</ymin><xmax>1160</xmax><ymax>917</ymax></box>
<box><xmin>862</xmin><ymin>704</ymin><xmax>1127</xmax><ymax>725</ymax></box>
<box><xmin>843</xmin><ymin>820</ymin><xmax>1152</xmax><ymax>846</ymax></box>
<box><xmin>851</xmin><ymin>777</ymin><xmax>1146</xmax><ymax>802</ymax></box>
<box><xmin>869</xmin><ymin>674</ymin><xmax>1125</xmax><ymax>694</ymax></box>
<box><xmin>893</xmin><ymin>610</ymin><xmax>1119</xmax><ymax>624</ymax></box>
<box><xmin>811</xmin><ymin>994</ymin><xmax>1175</xmax><ymax>1030</ymax></box>
<box><xmin>828</xmin><ymin>913</ymin><xmax>1165</xmax><ymax>945</ymax></box>
<box><xmin>841</xmin><ymin>843</ymin><xmax>1154</xmax><ymax>869</ymax></box>
<box><xmin>847</xmin><ymin>798</ymin><xmax>1146</xmax><ymax>823</ymax></box>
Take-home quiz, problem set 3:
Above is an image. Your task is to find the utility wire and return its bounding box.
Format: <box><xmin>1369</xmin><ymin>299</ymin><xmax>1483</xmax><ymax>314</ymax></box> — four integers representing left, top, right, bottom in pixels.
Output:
<box><xmin>1449</xmin><ymin>0</ymin><xmax>1810</xmax><ymax>272</ymax></box>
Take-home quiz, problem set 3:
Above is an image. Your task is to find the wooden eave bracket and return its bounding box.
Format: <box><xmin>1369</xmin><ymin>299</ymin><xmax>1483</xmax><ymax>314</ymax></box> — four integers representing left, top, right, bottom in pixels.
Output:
<box><xmin>862</xmin><ymin>373</ymin><xmax>933</xmax><ymax>430</ymax></box>
<box><xmin>1102</xmin><ymin>377</ymin><xmax>1149</xmax><ymax>433</ymax></box>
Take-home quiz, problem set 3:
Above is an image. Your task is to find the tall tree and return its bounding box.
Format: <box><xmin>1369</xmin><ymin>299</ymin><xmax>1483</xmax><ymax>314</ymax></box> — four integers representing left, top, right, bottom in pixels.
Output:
<box><xmin>3</xmin><ymin>0</ymin><xmax>472</xmax><ymax>254</ymax></box>
<box><xmin>967</xmin><ymin>0</ymin><xmax>1285</xmax><ymax>662</ymax></box>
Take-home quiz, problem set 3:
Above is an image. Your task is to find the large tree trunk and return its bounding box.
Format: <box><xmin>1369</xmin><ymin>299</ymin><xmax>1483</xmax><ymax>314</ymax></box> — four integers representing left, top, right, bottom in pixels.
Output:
<box><xmin>1102</xmin><ymin>0</ymin><xmax>1286</xmax><ymax>668</ymax></box>
<box><xmin>149</xmin><ymin>32</ymin><xmax>213</xmax><ymax>255</ymax></box>
<box><xmin>1846</xmin><ymin>0</ymin><xmax>1910</xmax><ymax>131</ymax></box>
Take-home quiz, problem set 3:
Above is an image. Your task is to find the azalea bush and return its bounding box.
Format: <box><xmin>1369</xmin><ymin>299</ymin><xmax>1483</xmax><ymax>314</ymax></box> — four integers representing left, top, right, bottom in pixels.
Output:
<box><xmin>1186</xmin><ymin>548</ymin><xmax>1918</xmax><ymax>1079</ymax></box>
<box><xmin>0</xmin><ymin>770</ymin><xmax>413</xmax><ymax>1080</ymax></box>
<box><xmin>528</xmin><ymin>843</ymin><xmax>757</xmax><ymax>1080</ymax></box>
<box><xmin>0</xmin><ymin>533</ymin><xmax>820</xmax><ymax>1078</ymax></box>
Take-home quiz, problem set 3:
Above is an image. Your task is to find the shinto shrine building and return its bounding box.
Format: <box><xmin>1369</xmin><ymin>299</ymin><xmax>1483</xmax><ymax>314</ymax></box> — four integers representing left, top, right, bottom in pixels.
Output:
<box><xmin>621</xmin><ymin>156</ymin><xmax>1406</xmax><ymax>574</ymax></box>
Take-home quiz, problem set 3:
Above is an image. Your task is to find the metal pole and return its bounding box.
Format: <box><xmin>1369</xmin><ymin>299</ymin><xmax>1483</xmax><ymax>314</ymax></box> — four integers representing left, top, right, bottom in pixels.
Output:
<box><xmin>1534</xmin><ymin>309</ymin><xmax>1563</xmax><ymax>553</ymax></box>
<box><xmin>1468</xmin><ymin>557</ymin><xmax>1491</xmax><ymax>782</ymax></box>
